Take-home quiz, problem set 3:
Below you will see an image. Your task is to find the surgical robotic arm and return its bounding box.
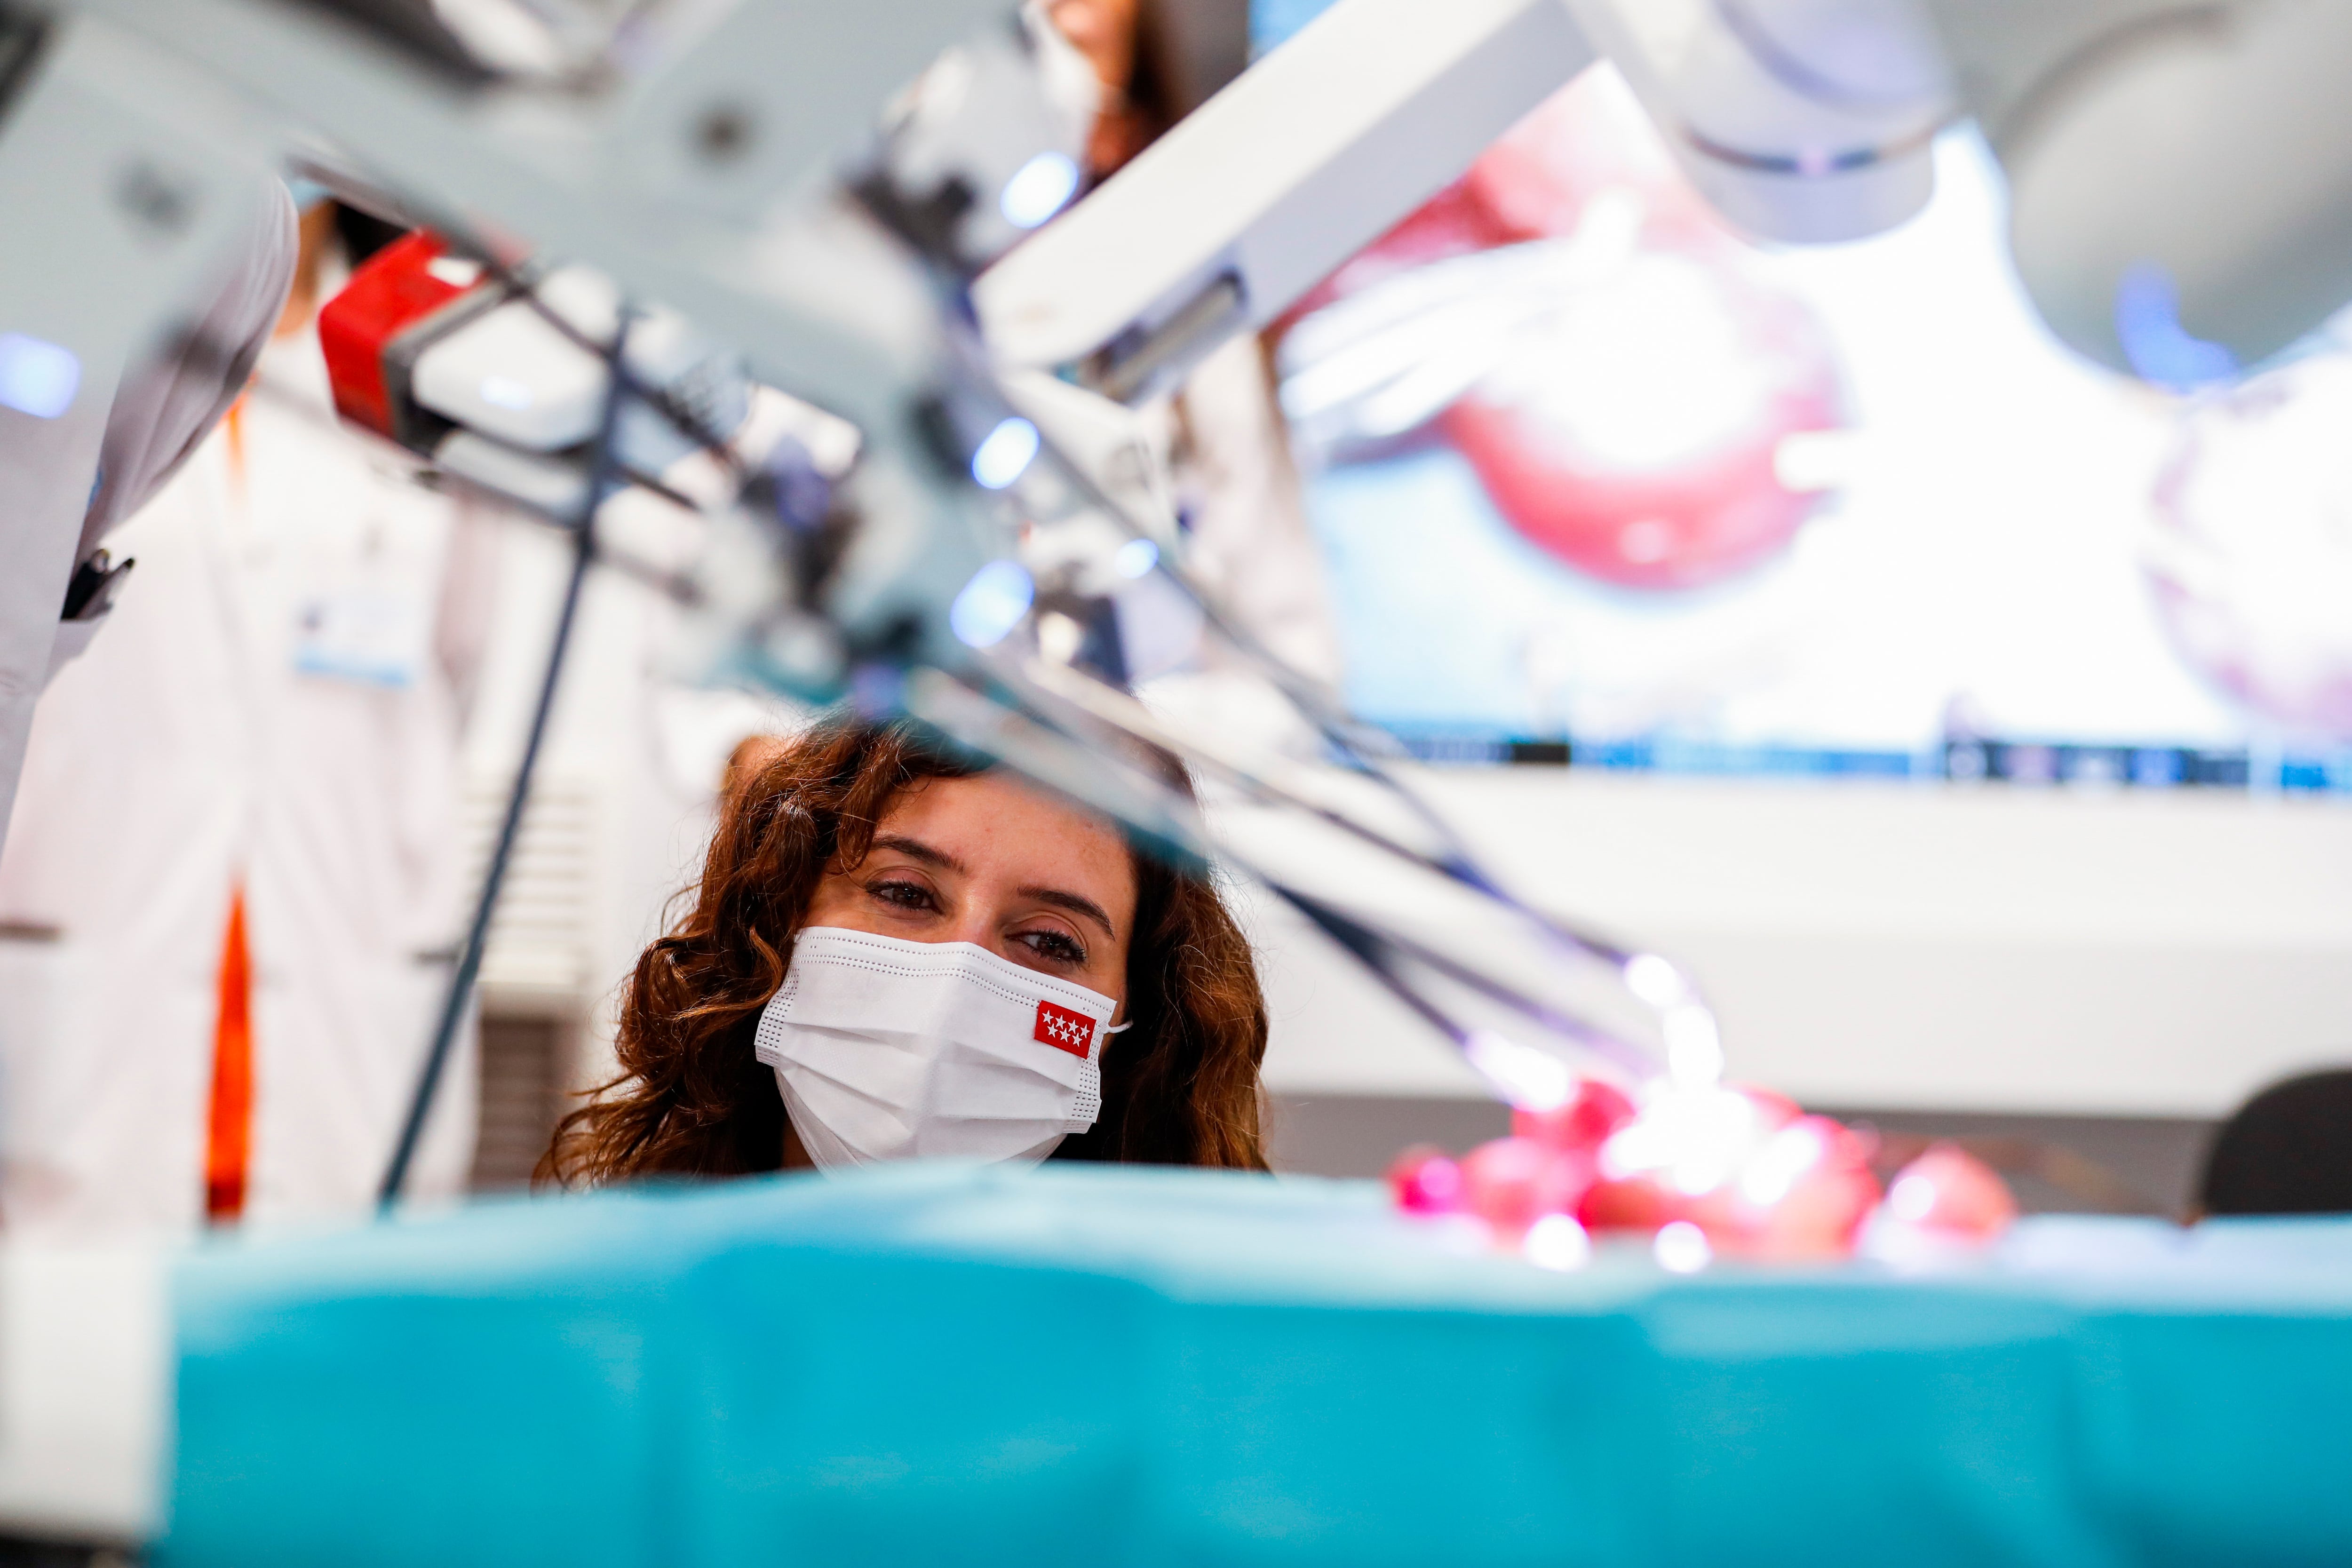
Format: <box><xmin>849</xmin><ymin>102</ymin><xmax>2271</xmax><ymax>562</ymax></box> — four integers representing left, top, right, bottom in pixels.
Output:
<box><xmin>0</xmin><ymin>0</ymin><xmax>1726</xmax><ymax>1126</ymax></box>
<box><xmin>980</xmin><ymin>0</ymin><xmax>2352</xmax><ymax>396</ymax></box>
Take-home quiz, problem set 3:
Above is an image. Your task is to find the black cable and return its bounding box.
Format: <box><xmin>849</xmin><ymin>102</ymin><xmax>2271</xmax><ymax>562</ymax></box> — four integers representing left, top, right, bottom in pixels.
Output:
<box><xmin>378</xmin><ymin>308</ymin><xmax>636</xmax><ymax>1210</ymax></box>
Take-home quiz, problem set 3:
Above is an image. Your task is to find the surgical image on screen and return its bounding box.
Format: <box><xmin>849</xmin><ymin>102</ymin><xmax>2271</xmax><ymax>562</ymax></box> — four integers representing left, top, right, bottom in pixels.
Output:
<box><xmin>1259</xmin><ymin>52</ymin><xmax>2352</xmax><ymax>790</ymax></box>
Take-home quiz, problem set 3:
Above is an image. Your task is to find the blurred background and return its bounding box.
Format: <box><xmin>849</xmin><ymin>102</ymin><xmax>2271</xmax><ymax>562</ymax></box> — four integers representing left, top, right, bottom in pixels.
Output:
<box><xmin>12</xmin><ymin>0</ymin><xmax>2352</xmax><ymax>1230</ymax></box>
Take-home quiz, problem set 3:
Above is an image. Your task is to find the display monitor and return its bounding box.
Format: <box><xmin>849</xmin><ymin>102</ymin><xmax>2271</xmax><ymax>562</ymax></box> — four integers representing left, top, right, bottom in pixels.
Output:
<box><xmin>1251</xmin><ymin>6</ymin><xmax>2352</xmax><ymax>794</ymax></box>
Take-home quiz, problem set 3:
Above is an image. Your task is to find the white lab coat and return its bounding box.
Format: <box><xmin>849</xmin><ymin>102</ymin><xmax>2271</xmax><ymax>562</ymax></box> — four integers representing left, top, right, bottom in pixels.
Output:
<box><xmin>0</xmin><ymin>321</ymin><xmax>493</xmax><ymax>1236</ymax></box>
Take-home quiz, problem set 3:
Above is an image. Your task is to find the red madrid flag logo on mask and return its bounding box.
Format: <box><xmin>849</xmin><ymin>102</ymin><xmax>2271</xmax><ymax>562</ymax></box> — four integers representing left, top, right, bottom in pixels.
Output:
<box><xmin>1033</xmin><ymin>1000</ymin><xmax>1095</xmax><ymax>1058</ymax></box>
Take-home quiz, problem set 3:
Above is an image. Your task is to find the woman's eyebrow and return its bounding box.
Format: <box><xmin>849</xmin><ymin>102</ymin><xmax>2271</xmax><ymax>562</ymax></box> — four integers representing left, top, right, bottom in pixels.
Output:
<box><xmin>1020</xmin><ymin>885</ymin><xmax>1117</xmax><ymax>940</ymax></box>
<box><xmin>871</xmin><ymin>834</ymin><xmax>967</xmax><ymax>874</ymax></box>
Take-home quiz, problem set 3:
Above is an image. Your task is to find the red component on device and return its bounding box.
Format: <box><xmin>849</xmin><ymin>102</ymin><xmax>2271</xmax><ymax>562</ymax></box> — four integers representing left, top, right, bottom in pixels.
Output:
<box><xmin>318</xmin><ymin>230</ymin><xmax>500</xmax><ymax>449</ymax></box>
<box><xmin>1033</xmin><ymin>1000</ymin><xmax>1095</xmax><ymax>1058</ymax></box>
<box><xmin>318</xmin><ymin>231</ymin><xmax>459</xmax><ymax>438</ymax></box>
<box><xmin>1386</xmin><ymin>1144</ymin><xmax>1468</xmax><ymax>1215</ymax></box>
<box><xmin>1882</xmin><ymin>1142</ymin><xmax>2018</xmax><ymax>1242</ymax></box>
<box><xmin>1692</xmin><ymin>1114</ymin><xmax>1882</xmax><ymax>1261</ymax></box>
<box><xmin>1576</xmin><ymin>1083</ymin><xmax>1823</xmax><ymax>1241</ymax></box>
<box><xmin>1460</xmin><ymin>1135</ymin><xmax>1595</xmax><ymax>1241</ymax></box>
<box><xmin>1579</xmin><ymin>1167</ymin><xmax>1685</xmax><ymax>1234</ymax></box>
<box><xmin>1512</xmin><ymin>1077</ymin><xmax>1637</xmax><ymax>1156</ymax></box>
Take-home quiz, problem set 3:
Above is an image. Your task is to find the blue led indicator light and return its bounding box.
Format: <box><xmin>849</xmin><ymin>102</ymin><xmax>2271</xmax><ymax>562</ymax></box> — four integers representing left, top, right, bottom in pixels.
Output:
<box><xmin>969</xmin><ymin>416</ymin><xmax>1041</xmax><ymax>491</ymax></box>
<box><xmin>949</xmin><ymin>559</ymin><xmax>1035</xmax><ymax>648</ymax></box>
<box><xmin>2114</xmin><ymin>263</ymin><xmax>2237</xmax><ymax>391</ymax></box>
<box><xmin>0</xmin><ymin>333</ymin><xmax>82</xmax><ymax>419</ymax></box>
<box><xmin>1000</xmin><ymin>152</ymin><xmax>1081</xmax><ymax>230</ymax></box>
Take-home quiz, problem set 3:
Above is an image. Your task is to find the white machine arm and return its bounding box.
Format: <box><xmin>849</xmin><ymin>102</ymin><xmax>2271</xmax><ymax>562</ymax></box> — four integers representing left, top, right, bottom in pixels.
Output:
<box><xmin>975</xmin><ymin>0</ymin><xmax>1594</xmax><ymax>401</ymax></box>
<box><xmin>40</xmin><ymin>0</ymin><xmax>1112</xmax><ymax>697</ymax></box>
<box><xmin>60</xmin><ymin>0</ymin><xmax>993</xmax><ymax>427</ymax></box>
<box><xmin>980</xmin><ymin>0</ymin><xmax>2352</xmax><ymax>401</ymax></box>
<box><xmin>0</xmin><ymin>10</ymin><xmax>294</xmax><ymax>848</ymax></box>
<box><xmin>974</xmin><ymin>0</ymin><xmax>1955</xmax><ymax>399</ymax></box>
<box><xmin>1933</xmin><ymin>0</ymin><xmax>2352</xmax><ymax>382</ymax></box>
<box><xmin>1565</xmin><ymin>0</ymin><xmax>1951</xmax><ymax>242</ymax></box>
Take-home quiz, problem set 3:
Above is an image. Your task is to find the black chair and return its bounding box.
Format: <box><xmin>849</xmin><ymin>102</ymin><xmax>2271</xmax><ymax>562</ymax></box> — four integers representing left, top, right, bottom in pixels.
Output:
<box><xmin>2200</xmin><ymin>1069</ymin><xmax>2352</xmax><ymax>1216</ymax></box>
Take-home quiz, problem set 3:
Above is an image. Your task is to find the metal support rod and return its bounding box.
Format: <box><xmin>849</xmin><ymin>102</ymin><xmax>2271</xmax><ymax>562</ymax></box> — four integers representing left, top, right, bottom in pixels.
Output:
<box><xmin>378</xmin><ymin>310</ymin><xmax>634</xmax><ymax>1210</ymax></box>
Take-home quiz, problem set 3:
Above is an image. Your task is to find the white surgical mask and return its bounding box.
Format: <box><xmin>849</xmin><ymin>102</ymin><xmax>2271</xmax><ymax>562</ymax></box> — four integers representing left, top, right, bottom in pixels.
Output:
<box><xmin>754</xmin><ymin>926</ymin><xmax>1126</xmax><ymax>1170</ymax></box>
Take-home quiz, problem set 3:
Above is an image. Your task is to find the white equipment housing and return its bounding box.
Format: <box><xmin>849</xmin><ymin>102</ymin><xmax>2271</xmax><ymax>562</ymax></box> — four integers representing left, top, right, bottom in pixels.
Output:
<box><xmin>1936</xmin><ymin>0</ymin><xmax>2352</xmax><ymax>382</ymax></box>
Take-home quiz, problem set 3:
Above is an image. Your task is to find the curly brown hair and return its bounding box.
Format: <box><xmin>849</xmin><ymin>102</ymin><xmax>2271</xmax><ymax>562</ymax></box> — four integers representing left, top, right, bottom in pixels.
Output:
<box><xmin>540</xmin><ymin>713</ymin><xmax>1269</xmax><ymax>1184</ymax></box>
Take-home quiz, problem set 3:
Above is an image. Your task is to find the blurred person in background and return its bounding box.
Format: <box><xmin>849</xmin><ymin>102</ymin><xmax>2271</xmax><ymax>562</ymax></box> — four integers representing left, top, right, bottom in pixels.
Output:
<box><xmin>2199</xmin><ymin>1068</ymin><xmax>2352</xmax><ymax>1217</ymax></box>
<box><xmin>0</xmin><ymin>192</ymin><xmax>495</xmax><ymax>1234</ymax></box>
<box><xmin>1047</xmin><ymin>0</ymin><xmax>1345</xmax><ymax>692</ymax></box>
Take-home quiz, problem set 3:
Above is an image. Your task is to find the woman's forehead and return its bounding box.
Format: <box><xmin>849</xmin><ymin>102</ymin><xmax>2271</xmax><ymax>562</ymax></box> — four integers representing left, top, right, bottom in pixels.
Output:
<box><xmin>877</xmin><ymin>773</ymin><xmax>1134</xmax><ymax>893</ymax></box>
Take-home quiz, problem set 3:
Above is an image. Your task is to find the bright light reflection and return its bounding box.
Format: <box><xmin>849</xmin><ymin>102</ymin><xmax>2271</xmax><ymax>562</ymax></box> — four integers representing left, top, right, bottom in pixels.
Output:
<box><xmin>1601</xmin><ymin>1084</ymin><xmax>1760</xmax><ymax>1197</ymax></box>
<box><xmin>1000</xmin><ymin>151</ymin><xmax>1082</xmax><ymax>230</ymax></box>
<box><xmin>1654</xmin><ymin>1220</ymin><xmax>1712</xmax><ymax>1274</ymax></box>
<box><xmin>948</xmin><ymin>559</ymin><xmax>1034</xmax><ymax>649</ymax></box>
<box><xmin>1663</xmin><ymin>1004</ymin><xmax>1724</xmax><ymax>1085</ymax></box>
<box><xmin>2114</xmin><ymin>262</ymin><xmax>2237</xmax><ymax>392</ymax></box>
<box><xmin>1623</xmin><ymin>953</ymin><xmax>1685</xmax><ymax>1006</ymax></box>
<box><xmin>1524</xmin><ymin>1214</ymin><xmax>1591</xmax><ymax>1272</ymax></box>
<box><xmin>1112</xmin><ymin>537</ymin><xmax>1159</xmax><ymax>579</ymax></box>
<box><xmin>1482</xmin><ymin>253</ymin><xmax>1771</xmax><ymax>470</ymax></box>
<box><xmin>1887</xmin><ymin>1171</ymin><xmax>1936</xmax><ymax>1223</ymax></box>
<box><xmin>970</xmin><ymin>416</ymin><xmax>1041</xmax><ymax>491</ymax></box>
<box><xmin>1464</xmin><ymin>1030</ymin><xmax>1572</xmax><ymax>1112</ymax></box>
<box><xmin>479</xmin><ymin>375</ymin><xmax>533</xmax><ymax>412</ymax></box>
<box><xmin>1737</xmin><ymin>1121</ymin><xmax>1824</xmax><ymax>1207</ymax></box>
<box><xmin>0</xmin><ymin>332</ymin><xmax>81</xmax><ymax>419</ymax></box>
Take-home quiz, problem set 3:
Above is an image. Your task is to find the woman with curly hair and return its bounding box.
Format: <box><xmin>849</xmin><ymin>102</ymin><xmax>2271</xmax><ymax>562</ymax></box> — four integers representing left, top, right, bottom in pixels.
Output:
<box><xmin>542</xmin><ymin>713</ymin><xmax>1268</xmax><ymax>1183</ymax></box>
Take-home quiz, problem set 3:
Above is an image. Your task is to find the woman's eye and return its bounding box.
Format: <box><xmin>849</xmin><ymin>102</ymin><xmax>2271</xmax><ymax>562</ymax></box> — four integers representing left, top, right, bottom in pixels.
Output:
<box><xmin>868</xmin><ymin>880</ymin><xmax>937</xmax><ymax>912</ymax></box>
<box><xmin>1017</xmin><ymin>929</ymin><xmax>1087</xmax><ymax>965</ymax></box>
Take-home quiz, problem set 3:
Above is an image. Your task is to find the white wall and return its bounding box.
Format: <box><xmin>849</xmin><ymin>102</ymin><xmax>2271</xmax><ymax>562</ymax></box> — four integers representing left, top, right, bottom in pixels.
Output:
<box><xmin>1248</xmin><ymin>769</ymin><xmax>2352</xmax><ymax>1118</ymax></box>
